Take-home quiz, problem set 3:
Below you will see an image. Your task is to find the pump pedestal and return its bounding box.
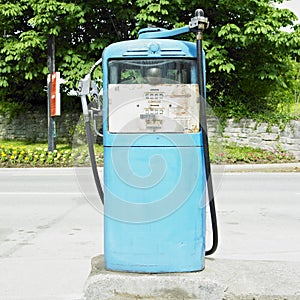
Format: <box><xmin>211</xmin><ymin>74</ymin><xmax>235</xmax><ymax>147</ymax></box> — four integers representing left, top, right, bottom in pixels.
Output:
<box><xmin>83</xmin><ymin>255</ymin><xmax>224</xmax><ymax>300</ymax></box>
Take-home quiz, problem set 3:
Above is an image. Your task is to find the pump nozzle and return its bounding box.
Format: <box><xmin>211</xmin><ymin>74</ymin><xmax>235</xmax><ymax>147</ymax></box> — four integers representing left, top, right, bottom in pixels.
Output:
<box><xmin>78</xmin><ymin>58</ymin><xmax>102</xmax><ymax>97</ymax></box>
<box><xmin>78</xmin><ymin>73</ymin><xmax>91</xmax><ymax>96</ymax></box>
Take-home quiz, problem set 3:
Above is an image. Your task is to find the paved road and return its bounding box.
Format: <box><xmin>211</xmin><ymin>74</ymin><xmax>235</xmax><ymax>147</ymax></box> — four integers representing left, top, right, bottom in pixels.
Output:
<box><xmin>0</xmin><ymin>168</ymin><xmax>299</xmax><ymax>299</ymax></box>
<box><xmin>0</xmin><ymin>168</ymin><xmax>103</xmax><ymax>300</ymax></box>
<box><xmin>213</xmin><ymin>171</ymin><xmax>300</xmax><ymax>262</ymax></box>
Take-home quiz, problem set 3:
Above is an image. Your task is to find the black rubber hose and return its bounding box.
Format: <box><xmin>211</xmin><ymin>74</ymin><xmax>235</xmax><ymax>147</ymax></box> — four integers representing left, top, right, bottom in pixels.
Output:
<box><xmin>85</xmin><ymin>120</ymin><xmax>104</xmax><ymax>204</ymax></box>
<box><xmin>197</xmin><ymin>37</ymin><xmax>218</xmax><ymax>256</ymax></box>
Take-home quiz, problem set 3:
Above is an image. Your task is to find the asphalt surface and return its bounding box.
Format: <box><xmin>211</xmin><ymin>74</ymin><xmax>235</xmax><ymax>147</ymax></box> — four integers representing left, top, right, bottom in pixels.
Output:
<box><xmin>0</xmin><ymin>168</ymin><xmax>103</xmax><ymax>300</ymax></box>
<box><xmin>0</xmin><ymin>165</ymin><xmax>300</xmax><ymax>299</ymax></box>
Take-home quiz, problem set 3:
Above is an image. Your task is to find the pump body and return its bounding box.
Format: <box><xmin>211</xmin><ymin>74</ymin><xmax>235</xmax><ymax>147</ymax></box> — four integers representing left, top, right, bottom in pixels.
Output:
<box><xmin>102</xmin><ymin>37</ymin><xmax>207</xmax><ymax>272</ymax></box>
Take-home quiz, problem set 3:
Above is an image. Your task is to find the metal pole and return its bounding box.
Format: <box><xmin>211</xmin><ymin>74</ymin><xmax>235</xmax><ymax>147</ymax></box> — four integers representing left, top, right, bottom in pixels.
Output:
<box><xmin>47</xmin><ymin>34</ymin><xmax>56</xmax><ymax>151</ymax></box>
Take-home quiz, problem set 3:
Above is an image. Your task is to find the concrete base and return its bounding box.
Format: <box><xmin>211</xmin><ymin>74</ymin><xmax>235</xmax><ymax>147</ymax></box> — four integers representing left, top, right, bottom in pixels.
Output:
<box><xmin>83</xmin><ymin>255</ymin><xmax>300</xmax><ymax>300</ymax></box>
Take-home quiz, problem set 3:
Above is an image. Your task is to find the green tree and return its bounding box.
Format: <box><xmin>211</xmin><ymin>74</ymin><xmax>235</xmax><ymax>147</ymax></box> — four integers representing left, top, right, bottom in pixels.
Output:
<box><xmin>0</xmin><ymin>0</ymin><xmax>137</xmax><ymax>104</ymax></box>
<box><xmin>0</xmin><ymin>0</ymin><xmax>299</xmax><ymax>117</ymax></box>
<box><xmin>202</xmin><ymin>0</ymin><xmax>300</xmax><ymax>117</ymax></box>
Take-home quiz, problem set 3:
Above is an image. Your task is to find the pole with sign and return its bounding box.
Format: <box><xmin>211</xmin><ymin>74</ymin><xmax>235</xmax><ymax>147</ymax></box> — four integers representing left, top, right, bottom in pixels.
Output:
<box><xmin>47</xmin><ymin>34</ymin><xmax>57</xmax><ymax>151</ymax></box>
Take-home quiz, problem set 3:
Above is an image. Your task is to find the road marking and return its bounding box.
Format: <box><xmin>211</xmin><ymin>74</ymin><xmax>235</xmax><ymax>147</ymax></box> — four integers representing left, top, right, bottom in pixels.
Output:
<box><xmin>10</xmin><ymin>172</ymin><xmax>77</xmax><ymax>177</ymax></box>
<box><xmin>0</xmin><ymin>192</ymin><xmax>82</xmax><ymax>196</ymax></box>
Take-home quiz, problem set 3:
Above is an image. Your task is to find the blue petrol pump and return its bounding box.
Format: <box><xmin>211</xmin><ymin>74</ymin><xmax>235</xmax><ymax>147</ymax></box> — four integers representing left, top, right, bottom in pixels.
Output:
<box><xmin>78</xmin><ymin>9</ymin><xmax>218</xmax><ymax>273</ymax></box>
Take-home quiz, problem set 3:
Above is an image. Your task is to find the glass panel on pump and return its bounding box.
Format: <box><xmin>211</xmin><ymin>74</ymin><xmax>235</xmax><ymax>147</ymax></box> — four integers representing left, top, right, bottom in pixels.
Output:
<box><xmin>108</xmin><ymin>59</ymin><xmax>199</xmax><ymax>133</ymax></box>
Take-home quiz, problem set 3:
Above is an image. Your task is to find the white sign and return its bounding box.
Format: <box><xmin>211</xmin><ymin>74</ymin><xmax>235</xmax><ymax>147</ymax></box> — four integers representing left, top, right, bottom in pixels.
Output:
<box><xmin>108</xmin><ymin>84</ymin><xmax>200</xmax><ymax>133</ymax></box>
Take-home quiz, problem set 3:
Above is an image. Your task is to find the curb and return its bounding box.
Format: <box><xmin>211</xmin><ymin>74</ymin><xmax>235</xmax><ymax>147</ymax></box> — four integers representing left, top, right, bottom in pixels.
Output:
<box><xmin>216</xmin><ymin>162</ymin><xmax>300</xmax><ymax>173</ymax></box>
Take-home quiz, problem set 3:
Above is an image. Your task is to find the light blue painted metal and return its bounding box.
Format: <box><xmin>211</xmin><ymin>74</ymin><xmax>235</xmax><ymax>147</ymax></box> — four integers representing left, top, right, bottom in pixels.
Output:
<box><xmin>102</xmin><ymin>34</ymin><xmax>207</xmax><ymax>273</ymax></box>
<box><xmin>138</xmin><ymin>26</ymin><xmax>190</xmax><ymax>39</ymax></box>
<box><xmin>104</xmin><ymin>144</ymin><xmax>206</xmax><ymax>272</ymax></box>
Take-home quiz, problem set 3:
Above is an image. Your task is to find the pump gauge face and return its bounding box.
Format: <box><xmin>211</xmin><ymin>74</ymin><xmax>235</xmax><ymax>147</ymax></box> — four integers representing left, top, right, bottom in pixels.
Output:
<box><xmin>107</xmin><ymin>59</ymin><xmax>200</xmax><ymax>133</ymax></box>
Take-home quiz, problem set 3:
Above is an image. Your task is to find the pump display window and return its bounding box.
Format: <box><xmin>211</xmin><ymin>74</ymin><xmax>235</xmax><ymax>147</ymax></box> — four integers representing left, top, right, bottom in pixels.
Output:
<box><xmin>107</xmin><ymin>59</ymin><xmax>200</xmax><ymax>133</ymax></box>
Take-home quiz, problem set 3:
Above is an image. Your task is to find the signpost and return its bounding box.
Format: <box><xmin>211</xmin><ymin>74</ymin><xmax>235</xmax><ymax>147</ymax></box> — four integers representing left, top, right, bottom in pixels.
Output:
<box><xmin>47</xmin><ymin>34</ymin><xmax>56</xmax><ymax>151</ymax></box>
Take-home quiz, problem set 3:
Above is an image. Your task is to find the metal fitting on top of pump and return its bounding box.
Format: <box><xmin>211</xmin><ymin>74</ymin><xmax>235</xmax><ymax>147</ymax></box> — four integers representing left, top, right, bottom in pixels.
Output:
<box><xmin>189</xmin><ymin>9</ymin><xmax>209</xmax><ymax>32</ymax></box>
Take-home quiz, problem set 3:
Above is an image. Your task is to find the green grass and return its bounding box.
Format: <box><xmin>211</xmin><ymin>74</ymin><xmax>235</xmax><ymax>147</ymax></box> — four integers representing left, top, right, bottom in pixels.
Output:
<box><xmin>210</xmin><ymin>142</ymin><xmax>296</xmax><ymax>164</ymax></box>
<box><xmin>0</xmin><ymin>140</ymin><xmax>297</xmax><ymax>168</ymax></box>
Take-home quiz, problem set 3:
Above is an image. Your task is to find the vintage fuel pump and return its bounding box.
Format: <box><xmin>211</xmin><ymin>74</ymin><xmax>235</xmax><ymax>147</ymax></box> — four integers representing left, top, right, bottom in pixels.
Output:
<box><xmin>78</xmin><ymin>9</ymin><xmax>218</xmax><ymax>273</ymax></box>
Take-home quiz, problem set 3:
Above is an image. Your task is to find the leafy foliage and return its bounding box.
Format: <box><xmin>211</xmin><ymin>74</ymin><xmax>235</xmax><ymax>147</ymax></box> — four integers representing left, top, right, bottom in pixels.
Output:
<box><xmin>204</xmin><ymin>0</ymin><xmax>300</xmax><ymax>116</ymax></box>
<box><xmin>0</xmin><ymin>100</ymin><xmax>26</xmax><ymax>121</ymax></box>
<box><xmin>0</xmin><ymin>0</ymin><xmax>299</xmax><ymax>116</ymax></box>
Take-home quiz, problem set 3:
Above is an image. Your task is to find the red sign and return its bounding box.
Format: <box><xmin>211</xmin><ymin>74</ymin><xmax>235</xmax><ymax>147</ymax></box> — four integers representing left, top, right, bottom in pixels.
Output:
<box><xmin>50</xmin><ymin>72</ymin><xmax>61</xmax><ymax>116</ymax></box>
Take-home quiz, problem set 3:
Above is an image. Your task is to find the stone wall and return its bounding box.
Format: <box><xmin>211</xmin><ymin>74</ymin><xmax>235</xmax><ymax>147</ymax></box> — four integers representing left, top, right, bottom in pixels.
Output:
<box><xmin>0</xmin><ymin>111</ymin><xmax>81</xmax><ymax>143</ymax></box>
<box><xmin>220</xmin><ymin>119</ymin><xmax>300</xmax><ymax>159</ymax></box>
<box><xmin>1</xmin><ymin>112</ymin><xmax>299</xmax><ymax>159</ymax></box>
